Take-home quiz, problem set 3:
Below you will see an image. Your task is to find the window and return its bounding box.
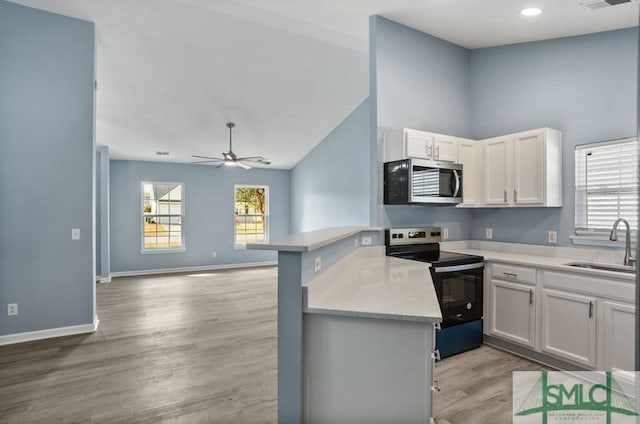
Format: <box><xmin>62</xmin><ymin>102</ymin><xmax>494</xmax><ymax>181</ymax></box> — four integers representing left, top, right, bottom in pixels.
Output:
<box><xmin>142</xmin><ymin>182</ymin><xmax>184</xmax><ymax>251</ymax></box>
<box><xmin>574</xmin><ymin>138</ymin><xmax>638</xmax><ymax>244</ymax></box>
<box><xmin>235</xmin><ymin>185</ymin><xmax>268</xmax><ymax>246</ymax></box>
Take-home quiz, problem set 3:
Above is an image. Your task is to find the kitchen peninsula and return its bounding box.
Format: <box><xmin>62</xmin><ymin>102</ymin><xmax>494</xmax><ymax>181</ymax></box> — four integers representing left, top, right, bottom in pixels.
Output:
<box><xmin>247</xmin><ymin>227</ymin><xmax>442</xmax><ymax>424</ymax></box>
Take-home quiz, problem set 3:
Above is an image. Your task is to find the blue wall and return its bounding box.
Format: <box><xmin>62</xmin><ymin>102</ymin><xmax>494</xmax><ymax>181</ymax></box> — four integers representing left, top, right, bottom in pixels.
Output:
<box><xmin>110</xmin><ymin>160</ymin><xmax>290</xmax><ymax>273</ymax></box>
<box><xmin>469</xmin><ymin>28</ymin><xmax>638</xmax><ymax>246</ymax></box>
<box><xmin>371</xmin><ymin>16</ymin><xmax>473</xmax><ymax>239</ymax></box>
<box><xmin>0</xmin><ymin>1</ymin><xmax>96</xmax><ymax>336</ymax></box>
<box><xmin>290</xmin><ymin>99</ymin><xmax>371</xmax><ymax>233</ymax></box>
<box><xmin>96</xmin><ymin>146</ymin><xmax>110</xmax><ymax>279</ymax></box>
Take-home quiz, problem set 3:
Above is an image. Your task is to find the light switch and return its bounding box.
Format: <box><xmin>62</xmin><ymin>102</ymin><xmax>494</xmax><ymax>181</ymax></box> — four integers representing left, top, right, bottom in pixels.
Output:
<box><xmin>71</xmin><ymin>228</ymin><xmax>80</xmax><ymax>240</ymax></box>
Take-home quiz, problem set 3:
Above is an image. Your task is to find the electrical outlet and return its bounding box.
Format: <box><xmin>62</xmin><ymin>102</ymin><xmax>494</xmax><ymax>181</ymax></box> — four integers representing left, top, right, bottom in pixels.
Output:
<box><xmin>361</xmin><ymin>236</ymin><xmax>372</xmax><ymax>246</ymax></box>
<box><xmin>71</xmin><ymin>228</ymin><xmax>80</xmax><ymax>240</ymax></box>
<box><xmin>442</xmin><ymin>228</ymin><xmax>449</xmax><ymax>240</ymax></box>
<box><xmin>354</xmin><ymin>238</ymin><xmax>359</xmax><ymax>247</ymax></box>
<box><xmin>7</xmin><ymin>303</ymin><xmax>17</xmax><ymax>316</ymax></box>
<box><xmin>548</xmin><ymin>231</ymin><xmax>557</xmax><ymax>244</ymax></box>
<box><xmin>314</xmin><ymin>256</ymin><xmax>321</xmax><ymax>272</ymax></box>
<box><xmin>486</xmin><ymin>228</ymin><xmax>493</xmax><ymax>239</ymax></box>
<box><xmin>212</xmin><ymin>251</ymin><xmax>217</xmax><ymax>258</ymax></box>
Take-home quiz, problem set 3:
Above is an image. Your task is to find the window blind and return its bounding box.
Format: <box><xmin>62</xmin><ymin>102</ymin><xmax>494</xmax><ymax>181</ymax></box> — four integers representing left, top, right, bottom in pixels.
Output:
<box><xmin>575</xmin><ymin>138</ymin><xmax>638</xmax><ymax>234</ymax></box>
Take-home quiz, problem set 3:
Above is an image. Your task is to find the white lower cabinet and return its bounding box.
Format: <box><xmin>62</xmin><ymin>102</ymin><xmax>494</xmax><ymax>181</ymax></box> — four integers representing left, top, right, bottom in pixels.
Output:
<box><xmin>489</xmin><ymin>279</ymin><xmax>536</xmax><ymax>348</ymax></box>
<box><xmin>487</xmin><ymin>264</ymin><xmax>634</xmax><ymax>370</ymax></box>
<box><xmin>603</xmin><ymin>300</ymin><xmax>635</xmax><ymax>372</ymax></box>
<box><xmin>541</xmin><ymin>289</ymin><xmax>597</xmax><ymax>368</ymax></box>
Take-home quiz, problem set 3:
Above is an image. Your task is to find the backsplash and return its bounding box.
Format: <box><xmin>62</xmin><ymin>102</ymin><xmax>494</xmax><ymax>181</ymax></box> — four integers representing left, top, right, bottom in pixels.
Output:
<box><xmin>440</xmin><ymin>240</ymin><xmax>626</xmax><ymax>264</ymax></box>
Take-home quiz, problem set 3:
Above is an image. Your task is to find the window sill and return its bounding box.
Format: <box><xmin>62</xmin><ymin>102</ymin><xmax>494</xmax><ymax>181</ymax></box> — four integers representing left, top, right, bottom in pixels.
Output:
<box><xmin>570</xmin><ymin>235</ymin><xmax>627</xmax><ymax>248</ymax></box>
<box><xmin>140</xmin><ymin>248</ymin><xmax>186</xmax><ymax>254</ymax></box>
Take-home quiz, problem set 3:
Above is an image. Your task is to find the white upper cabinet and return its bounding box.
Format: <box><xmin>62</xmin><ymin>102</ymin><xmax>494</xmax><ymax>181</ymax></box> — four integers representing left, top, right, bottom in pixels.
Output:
<box><xmin>483</xmin><ymin>136</ymin><xmax>509</xmax><ymax>205</ymax></box>
<box><xmin>513</xmin><ymin>130</ymin><xmax>545</xmax><ymax>205</ymax></box>
<box><xmin>457</xmin><ymin>138</ymin><xmax>479</xmax><ymax>206</ymax></box>
<box><xmin>433</xmin><ymin>134</ymin><xmax>458</xmax><ymax>162</ymax></box>
<box><xmin>480</xmin><ymin>128</ymin><xmax>562</xmax><ymax>208</ymax></box>
<box><xmin>404</xmin><ymin>129</ymin><xmax>433</xmax><ymax>159</ymax></box>
<box><xmin>383</xmin><ymin>129</ymin><xmax>457</xmax><ymax>162</ymax></box>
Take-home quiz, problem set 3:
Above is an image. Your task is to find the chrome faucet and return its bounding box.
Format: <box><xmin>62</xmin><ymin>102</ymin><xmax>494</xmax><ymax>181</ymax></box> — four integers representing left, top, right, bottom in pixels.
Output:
<box><xmin>609</xmin><ymin>219</ymin><xmax>636</xmax><ymax>267</ymax></box>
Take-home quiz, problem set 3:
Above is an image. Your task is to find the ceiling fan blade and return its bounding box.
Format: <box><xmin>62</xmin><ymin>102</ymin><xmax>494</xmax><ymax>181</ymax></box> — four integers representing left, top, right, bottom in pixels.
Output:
<box><xmin>236</xmin><ymin>161</ymin><xmax>252</xmax><ymax>170</ymax></box>
<box><xmin>191</xmin><ymin>160</ymin><xmax>224</xmax><ymax>164</ymax></box>
<box><xmin>192</xmin><ymin>154</ymin><xmax>222</xmax><ymax>160</ymax></box>
<box><xmin>235</xmin><ymin>156</ymin><xmax>265</xmax><ymax>161</ymax></box>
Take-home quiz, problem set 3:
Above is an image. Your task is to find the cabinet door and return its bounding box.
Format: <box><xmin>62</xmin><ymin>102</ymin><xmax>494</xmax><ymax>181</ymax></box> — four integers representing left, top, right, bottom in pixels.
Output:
<box><xmin>603</xmin><ymin>301</ymin><xmax>635</xmax><ymax>372</ymax></box>
<box><xmin>541</xmin><ymin>289</ymin><xmax>597</xmax><ymax>368</ymax></box>
<box><xmin>513</xmin><ymin>130</ymin><xmax>545</xmax><ymax>205</ymax></box>
<box><xmin>457</xmin><ymin>139</ymin><xmax>478</xmax><ymax>205</ymax></box>
<box><xmin>433</xmin><ymin>134</ymin><xmax>458</xmax><ymax>162</ymax></box>
<box><xmin>483</xmin><ymin>137</ymin><xmax>509</xmax><ymax>205</ymax></box>
<box><xmin>490</xmin><ymin>279</ymin><xmax>536</xmax><ymax>347</ymax></box>
<box><xmin>404</xmin><ymin>129</ymin><xmax>433</xmax><ymax>159</ymax></box>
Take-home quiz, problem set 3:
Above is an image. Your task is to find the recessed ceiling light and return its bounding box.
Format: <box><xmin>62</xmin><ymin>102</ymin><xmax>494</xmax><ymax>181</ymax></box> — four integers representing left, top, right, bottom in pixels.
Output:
<box><xmin>520</xmin><ymin>7</ymin><xmax>543</xmax><ymax>16</ymax></box>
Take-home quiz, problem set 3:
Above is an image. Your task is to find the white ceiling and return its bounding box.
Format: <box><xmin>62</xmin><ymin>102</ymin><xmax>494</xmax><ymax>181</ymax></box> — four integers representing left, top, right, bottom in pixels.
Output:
<box><xmin>9</xmin><ymin>0</ymin><xmax>639</xmax><ymax>169</ymax></box>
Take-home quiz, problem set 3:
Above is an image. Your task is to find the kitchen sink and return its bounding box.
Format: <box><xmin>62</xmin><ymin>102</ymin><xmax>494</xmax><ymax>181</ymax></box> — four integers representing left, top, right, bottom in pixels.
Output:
<box><xmin>564</xmin><ymin>262</ymin><xmax>636</xmax><ymax>275</ymax></box>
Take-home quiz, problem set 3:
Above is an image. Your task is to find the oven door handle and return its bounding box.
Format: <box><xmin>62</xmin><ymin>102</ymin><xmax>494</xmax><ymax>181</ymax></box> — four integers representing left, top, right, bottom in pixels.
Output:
<box><xmin>433</xmin><ymin>262</ymin><xmax>484</xmax><ymax>273</ymax></box>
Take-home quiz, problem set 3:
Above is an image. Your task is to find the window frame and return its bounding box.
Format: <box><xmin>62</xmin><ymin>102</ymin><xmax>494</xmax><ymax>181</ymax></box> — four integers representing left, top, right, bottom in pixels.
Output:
<box><xmin>572</xmin><ymin>137</ymin><xmax>638</xmax><ymax>248</ymax></box>
<box><xmin>234</xmin><ymin>184</ymin><xmax>269</xmax><ymax>249</ymax></box>
<box><xmin>140</xmin><ymin>181</ymin><xmax>186</xmax><ymax>254</ymax></box>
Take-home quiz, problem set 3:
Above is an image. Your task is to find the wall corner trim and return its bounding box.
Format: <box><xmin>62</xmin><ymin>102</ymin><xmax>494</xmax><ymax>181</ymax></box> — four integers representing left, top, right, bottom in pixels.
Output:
<box><xmin>110</xmin><ymin>261</ymin><xmax>277</xmax><ymax>278</ymax></box>
<box><xmin>0</xmin><ymin>317</ymin><xmax>99</xmax><ymax>347</ymax></box>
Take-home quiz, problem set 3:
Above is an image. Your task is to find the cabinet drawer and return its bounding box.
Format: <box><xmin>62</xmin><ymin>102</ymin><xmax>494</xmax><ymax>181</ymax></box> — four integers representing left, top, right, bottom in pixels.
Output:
<box><xmin>541</xmin><ymin>270</ymin><xmax>634</xmax><ymax>302</ymax></box>
<box><xmin>490</xmin><ymin>263</ymin><xmax>536</xmax><ymax>284</ymax></box>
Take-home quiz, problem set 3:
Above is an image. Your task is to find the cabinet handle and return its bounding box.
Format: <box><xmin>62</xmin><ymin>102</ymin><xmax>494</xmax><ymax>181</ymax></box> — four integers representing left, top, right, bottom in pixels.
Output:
<box><xmin>434</xmin><ymin>322</ymin><xmax>441</xmax><ymax>331</ymax></box>
<box><xmin>514</xmin><ymin>190</ymin><xmax>518</xmax><ymax>203</ymax></box>
<box><xmin>529</xmin><ymin>289</ymin><xmax>534</xmax><ymax>305</ymax></box>
<box><xmin>435</xmin><ymin>145</ymin><xmax>440</xmax><ymax>159</ymax></box>
<box><xmin>504</xmin><ymin>190</ymin><xmax>508</xmax><ymax>203</ymax></box>
<box><xmin>428</xmin><ymin>145</ymin><xmax>433</xmax><ymax>158</ymax></box>
<box><xmin>503</xmin><ymin>272</ymin><xmax>518</xmax><ymax>279</ymax></box>
<box><xmin>431</xmin><ymin>350</ymin><xmax>441</xmax><ymax>361</ymax></box>
<box><xmin>589</xmin><ymin>301</ymin><xmax>594</xmax><ymax>318</ymax></box>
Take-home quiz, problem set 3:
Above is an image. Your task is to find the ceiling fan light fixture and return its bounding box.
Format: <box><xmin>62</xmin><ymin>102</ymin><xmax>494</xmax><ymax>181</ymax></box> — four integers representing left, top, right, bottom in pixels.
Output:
<box><xmin>224</xmin><ymin>161</ymin><xmax>236</xmax><ymax>167</ymax></box>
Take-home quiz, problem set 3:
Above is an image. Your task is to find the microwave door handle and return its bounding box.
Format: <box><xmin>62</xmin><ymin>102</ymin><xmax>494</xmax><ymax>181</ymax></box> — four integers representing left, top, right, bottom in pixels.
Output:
<box><xmin>452</xmin><ymin>169</ymin><xmax>461</xmax><ymax>197</ymax></box>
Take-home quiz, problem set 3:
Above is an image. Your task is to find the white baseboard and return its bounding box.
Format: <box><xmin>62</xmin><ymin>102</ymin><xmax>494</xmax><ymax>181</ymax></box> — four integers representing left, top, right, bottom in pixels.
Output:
<box><xmin>0</xmin><ymin>315</ymin><xmax>99</xmax><ymax>347</ymax></box>
<box><xmin>110</xmin><ymin>261</ymin><xmax>277</xmax><ymax>278</ymax></box>
<box><xmin>98</xmin><ymin>275</ymin><xmax>112</xmax><ymax>283</ymax></box>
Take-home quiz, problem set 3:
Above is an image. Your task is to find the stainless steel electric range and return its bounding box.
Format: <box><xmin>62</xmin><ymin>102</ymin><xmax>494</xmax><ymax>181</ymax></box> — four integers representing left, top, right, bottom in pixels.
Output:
<box><xmin>385</xmin><ymin>227</ymin><xmax>485</xmax><ymax>358</ymax></box>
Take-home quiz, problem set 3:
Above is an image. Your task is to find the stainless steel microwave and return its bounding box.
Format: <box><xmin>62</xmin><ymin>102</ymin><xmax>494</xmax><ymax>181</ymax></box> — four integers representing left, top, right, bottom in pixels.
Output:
<box><xmin>383</xmin><ymin>159</ymin><xmax>462</xmax><ymax>204</ymax></box>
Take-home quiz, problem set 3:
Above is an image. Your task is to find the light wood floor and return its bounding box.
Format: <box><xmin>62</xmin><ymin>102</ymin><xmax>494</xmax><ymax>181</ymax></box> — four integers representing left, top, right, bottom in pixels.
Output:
<box><xmin>0</xmin><ymin>267</ymin><xmax>544</xmax><ymax>423</ymax></box>
<box><xmin>434</xmin><ymin>346</ymin><xmax>547</xmax><ymax>424</ymax></box>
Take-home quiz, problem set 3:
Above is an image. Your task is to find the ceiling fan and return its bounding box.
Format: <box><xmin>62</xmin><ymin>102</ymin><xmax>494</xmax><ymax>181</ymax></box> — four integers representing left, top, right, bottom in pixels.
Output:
<box><xmin>192</xmin><ymin>122</ymin><xmax>271</xmax><ymax>169</ymax></box>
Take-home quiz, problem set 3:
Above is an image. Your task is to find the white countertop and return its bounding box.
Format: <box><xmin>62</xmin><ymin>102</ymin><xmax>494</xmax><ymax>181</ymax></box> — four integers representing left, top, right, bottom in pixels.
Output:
<box><xmin>446</xmin><ymin>247</ymin><xmax>635</xmax><ymax>282</ymax></box>
<box><xmin>246</xmin><ymin>226</ymin><xmax>382</xmax><ymax>252</ymax></box>
<box><xmin>303</xmin><ymin>247</ymin><xmax>442</xmax><ymax>323</ymax></box>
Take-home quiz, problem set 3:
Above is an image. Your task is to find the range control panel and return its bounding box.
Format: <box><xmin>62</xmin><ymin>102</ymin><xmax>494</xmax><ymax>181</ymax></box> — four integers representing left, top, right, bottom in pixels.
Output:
<box><xmin>386</xmin><ymin>227</ymin><xmax>442</xmax><ymax>246</ymax></box>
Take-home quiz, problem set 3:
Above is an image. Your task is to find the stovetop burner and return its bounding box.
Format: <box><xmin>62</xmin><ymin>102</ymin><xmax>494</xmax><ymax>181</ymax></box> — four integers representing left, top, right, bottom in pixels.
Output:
<box><xmin>385</xmin><ymin>227</ymin><xmax>484</xmax><ymax>266</ymax></box>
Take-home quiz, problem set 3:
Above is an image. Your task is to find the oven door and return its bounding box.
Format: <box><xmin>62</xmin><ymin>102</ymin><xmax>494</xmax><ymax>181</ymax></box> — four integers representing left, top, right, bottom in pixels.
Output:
<box><xmin>431</xmin><ymin>262</ymin><xmax>484</xmax><ymax>328</ymax></box>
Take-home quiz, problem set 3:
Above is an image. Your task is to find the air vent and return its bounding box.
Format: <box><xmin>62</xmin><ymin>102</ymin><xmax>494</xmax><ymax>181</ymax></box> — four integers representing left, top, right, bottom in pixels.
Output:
<box><xmin>156</xmin><ymin>151</ymin><xmax>170</xmax><ymax>156</ymax></box>
<box><xmin>581</xmin><ymin>0</ymin><xmax>636</xmax><ymax>9</ymax></box>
